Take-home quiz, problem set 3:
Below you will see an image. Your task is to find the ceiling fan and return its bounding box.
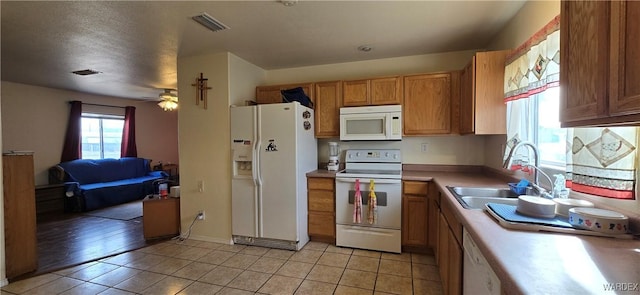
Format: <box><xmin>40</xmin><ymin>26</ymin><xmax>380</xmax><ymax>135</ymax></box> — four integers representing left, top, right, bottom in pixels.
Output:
<box><xmin>157</xmin><ymin>89</ymin><xmax>178</xmax><ymax>111</ymax></box>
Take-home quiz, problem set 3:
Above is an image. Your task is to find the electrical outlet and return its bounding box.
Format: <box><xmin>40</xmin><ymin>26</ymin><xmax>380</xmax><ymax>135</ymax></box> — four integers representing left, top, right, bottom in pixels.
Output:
<box><xmin>197</xmin><ymin>210</ymin><xmax>205</xmax><ymax>220</ymax></box>
<box><xmin>421</xmin><ymin>143</ymin><xmax>428</xmax><ymax>153</ymax></box>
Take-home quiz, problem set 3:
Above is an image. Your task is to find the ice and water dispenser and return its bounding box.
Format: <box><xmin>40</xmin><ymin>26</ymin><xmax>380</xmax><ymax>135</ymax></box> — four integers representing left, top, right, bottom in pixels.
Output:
<box><xmin>232</xmin><ymin>140</ymin><xmax>253</xmax><ymax>177</ymax></box>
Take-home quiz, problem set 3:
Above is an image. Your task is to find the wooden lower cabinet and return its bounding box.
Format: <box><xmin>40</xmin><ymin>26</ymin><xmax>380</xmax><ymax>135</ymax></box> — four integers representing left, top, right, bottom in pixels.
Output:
<box><xmin>437</xmin><ymin>192</ymin><xmax>463</xmax><ymax>295</ymax></box>
<box><xmin>448</xmin><ymin>228</ymin><xmax>463</xmax><ymax>295</ymax></box>
<box><xmin>307</xmin><ymin>177</ymin><xmax>335</xmax><ymax>243</ymax></box>
<box><xmin>403</xmin><ymin>195</ymin><xmax>428</xmax><ymax>246</ymax></box>
<box><xmin>402</xmin><ymin>181</ymin><xmax>435</xmax><ymax>252</ymax></box>
<box><xmin>3</xmin><ymin>153</ymin><xmax>38</xmax><ymax>280</ymax></box>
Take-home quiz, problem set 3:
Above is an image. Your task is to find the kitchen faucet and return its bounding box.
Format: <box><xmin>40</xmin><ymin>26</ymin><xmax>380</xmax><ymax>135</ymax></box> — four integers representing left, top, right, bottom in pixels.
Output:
<box><xmin>503</xmin><ymin>141</ymin><xmax>554</xmax><ymax>198</ymax></box>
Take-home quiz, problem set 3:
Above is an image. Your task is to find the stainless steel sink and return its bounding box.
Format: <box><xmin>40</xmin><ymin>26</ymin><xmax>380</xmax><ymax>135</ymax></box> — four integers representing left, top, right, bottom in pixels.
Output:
<box><xmin>450</xmin><ymin>187</ymin><xmax>518</xmax><ymax>198</ymax></box>
<box><xmin>447</xmin><ymin>186</ymin><xmax>520</xmax><ymax>210</ymax></box>
<box><xmin>460</xmin><ymin>196</ymin><xmax>518</xmax><ymax>209</ymax></box>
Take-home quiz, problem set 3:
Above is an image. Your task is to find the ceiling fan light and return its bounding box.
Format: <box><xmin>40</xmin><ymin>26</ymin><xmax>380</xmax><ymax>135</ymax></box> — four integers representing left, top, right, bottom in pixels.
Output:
<box><xmin>158</xmin><ymin>99</ymin><xmax>178</xmax><ymax>111</ymax></box>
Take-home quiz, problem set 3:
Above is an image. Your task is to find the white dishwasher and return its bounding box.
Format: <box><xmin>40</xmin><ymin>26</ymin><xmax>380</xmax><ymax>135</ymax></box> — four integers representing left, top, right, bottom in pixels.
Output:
<box><xmin>463</xmin><ymin>228</ymin><xmax>501</xmax><ymax>295</ymax></box>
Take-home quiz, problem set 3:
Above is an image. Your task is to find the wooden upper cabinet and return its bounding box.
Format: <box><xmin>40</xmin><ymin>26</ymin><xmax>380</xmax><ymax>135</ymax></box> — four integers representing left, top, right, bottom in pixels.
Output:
<box><xmin>343</xmin><ymin>76</ymin><xmax>402</xmax><ymax>106</ymax></box>
<box><xmin>256</xmin><ymin>83</ymin><xmax>314</xmax><ymax>105</ymax></box>
<box><xmin>609</xmin><ymin>1</ymin><xmax>640</xmax><ymax>117</ymax></box>
<box><xmin>314</xmin><ymin>81</ymin><xmax>342</xmax><ymax>138</ymax></box>
<box><xmin>371</xmin><ymin>77</ymin><xmax>403</xmax><ymax>105</ymax></box>
<box><xmin>342</xmin><ymin>80</ymin><xmax>370</xmax><ymax>106</ymax></box>
<box><xmin>403</xmin><ymin>73</ymin><xmax>452</xmax><ymax>135</ymax></box>
<box><xmin>560</xmin><ymin>1</ymin><xmax>640</xmax><ymax>126</ymax></box>
<box><xmin>459</xmin><ymin>50</ymin><xmax>509</xmax><ymax>134</ymax></box>
<box><xmin>460</xmin><ymin>60</ymin><xmax>474</xmax><ymax>134</ymax></box>
<box><xmin>560</xmin><ymin>0</ymin><xmax>609</xmax><ymax>124</ymax></box>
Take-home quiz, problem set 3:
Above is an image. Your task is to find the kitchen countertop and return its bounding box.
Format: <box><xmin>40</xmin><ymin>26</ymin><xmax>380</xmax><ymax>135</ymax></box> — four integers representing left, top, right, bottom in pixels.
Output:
<box><xmin>306</xmin><ymin>169</ymin><xmax>640</xmax><ymax>294</ymax></box>
<box><xmin>305</xmin><ymin>169</ymin><xmax>340</xmax><ymax>178</ymax></box>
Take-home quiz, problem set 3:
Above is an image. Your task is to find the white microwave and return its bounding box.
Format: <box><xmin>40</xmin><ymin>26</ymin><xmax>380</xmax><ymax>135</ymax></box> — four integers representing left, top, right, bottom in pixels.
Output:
<box><xmin>340</xmin><ymin>105</ymin><xmax>402</xmax><ymax>141</ymax></box>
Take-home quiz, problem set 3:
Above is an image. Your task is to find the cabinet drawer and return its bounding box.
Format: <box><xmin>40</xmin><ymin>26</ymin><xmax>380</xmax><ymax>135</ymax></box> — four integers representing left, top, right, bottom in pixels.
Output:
<box><xmin>308</xmin><ymin>212</ymin><xmax>335</xmax><ymax>237</ymax></box>
<box><xmin>403</xmin><ymin>181</ymin><xmax>429</xmax><ymax>195</ymax></box>
<box><xmin>309</xmin><ymin>190</ymin><xmax>335</xmax><ymax>212</ymax></box>
<box><xmin>308</xmin><ymin>177</ymin><xmax>334</xmax><ymax>190</ymax></box>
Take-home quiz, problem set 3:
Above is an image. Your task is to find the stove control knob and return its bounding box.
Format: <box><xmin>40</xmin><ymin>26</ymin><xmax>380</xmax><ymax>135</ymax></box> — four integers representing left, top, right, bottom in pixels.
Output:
<box><xmin>393</xmin><ymin>154</ymin><xmax>398</xmax><ymax>159</ymax></box>
<box><xmin>385</xmin><ymin>152</ymin><xmax>389</xmax><ymax>158</ymax></box>
<box><xmin>356</xmin><ymin>152</ymin><xmax>361</xmax><ymax>157</ymax></box>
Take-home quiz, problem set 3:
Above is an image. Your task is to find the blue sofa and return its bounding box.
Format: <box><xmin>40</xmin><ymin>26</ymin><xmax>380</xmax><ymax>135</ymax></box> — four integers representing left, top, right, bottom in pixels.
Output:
<box><xmin>49</xmin><ymin>158</ymin><xmax>167</xmax><ymax>211</ymax></box>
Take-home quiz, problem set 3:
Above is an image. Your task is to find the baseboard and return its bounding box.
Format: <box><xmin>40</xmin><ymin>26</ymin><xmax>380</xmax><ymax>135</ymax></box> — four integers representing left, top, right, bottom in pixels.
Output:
<box><xmin>186</xmin><ymin>235</ymin><xmax>233</xmax><ymax>245</ymax></box>
<box><xmin>0</xmin><ymin>277</ymin><xmax>8</xmax><ymax>287</ymax></box>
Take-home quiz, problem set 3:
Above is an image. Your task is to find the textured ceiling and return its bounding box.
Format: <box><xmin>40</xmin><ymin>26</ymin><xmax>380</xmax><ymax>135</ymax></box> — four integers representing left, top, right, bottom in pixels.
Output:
<box><xmin>1</xmin><ymin>1</ymin><xmax>525</xmax><ymax>100</ymax></box>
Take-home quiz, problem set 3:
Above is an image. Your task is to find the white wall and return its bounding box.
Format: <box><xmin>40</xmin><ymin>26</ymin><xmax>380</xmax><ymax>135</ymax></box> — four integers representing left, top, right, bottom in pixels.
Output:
<box><xmin>0</xmin><ymin>81</ymin><xmax>179</xmax><ymax>185</ymax></box>
<box><xmin>177</xmin><ymin>52</ymin><xmax>266</xmax><ymax>243</ymax></box>
<box><xmin>229</xmin><ymin>54</ymin><xmax>266</xmax><ymax>107</ymax></box>
<box><xmin>177</xmin><ymin>52</ymin><xmax>231</xmax><ymax>243</ymax></box>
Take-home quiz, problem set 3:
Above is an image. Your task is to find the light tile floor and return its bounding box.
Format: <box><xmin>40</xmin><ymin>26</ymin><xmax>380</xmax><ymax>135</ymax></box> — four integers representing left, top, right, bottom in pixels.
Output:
<box><xmin>1</xmin><ymin>240</ymin><xmax>443</xmax><ymax>295</ymax></box>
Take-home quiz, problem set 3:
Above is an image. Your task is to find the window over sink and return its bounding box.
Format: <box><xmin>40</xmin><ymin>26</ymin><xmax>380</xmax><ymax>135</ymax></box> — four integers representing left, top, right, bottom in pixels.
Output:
<box><xmin>503</xmin><ymin>15</ymin><xmax>638</xmax><ymax>201</ymax></box>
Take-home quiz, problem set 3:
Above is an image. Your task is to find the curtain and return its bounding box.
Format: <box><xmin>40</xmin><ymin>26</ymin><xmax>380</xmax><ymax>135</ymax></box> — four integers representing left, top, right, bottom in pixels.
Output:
<box><xmin>502</xmin><ymin>15</ymin><xmax>560</xmax><ymax>169</ymax></box>
<box><xmin>121</xmin><ymin>106</ymin><xmax>137</xmax><ymax>157</ymax></box>
<box><xmin>566</xmin><ymin>128</ymin><xmax>637</xmax><ymax>199</ymax></box>
<box><xmin>60</xmin><ymin>100</ymin><xmax>82</xmax><ymax>162</ymax></box>
<box><xmin>502</xmin><ymin>14</ymin><xmax>637</xmax><ymax>200</ymax></box>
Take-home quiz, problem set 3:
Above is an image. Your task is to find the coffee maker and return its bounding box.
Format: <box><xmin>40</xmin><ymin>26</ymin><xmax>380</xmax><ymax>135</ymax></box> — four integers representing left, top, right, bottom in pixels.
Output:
<box><xmin>327</xmin><ymin>142</ymin><xmax>340</xmax><ymax>171</ymax></box>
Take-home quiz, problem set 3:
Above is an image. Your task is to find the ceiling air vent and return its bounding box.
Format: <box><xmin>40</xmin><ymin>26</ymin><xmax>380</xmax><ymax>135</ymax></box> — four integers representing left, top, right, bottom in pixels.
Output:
<box><xmin>192</xmin><ymin>12</ymin><xmax>229</xmax><ymax>32</ymax></box>
<box><xmin>72</xmin><ymin>69</ymin><xmax>101</xmax><ymax>76</ymax></box>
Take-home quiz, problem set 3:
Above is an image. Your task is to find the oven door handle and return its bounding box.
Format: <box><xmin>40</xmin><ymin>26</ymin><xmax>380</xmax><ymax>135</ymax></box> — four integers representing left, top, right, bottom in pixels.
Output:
<box><xmin>336</xmin><ymin>178</ymin><xmax>401</xmax><ymax>184</ymax></box>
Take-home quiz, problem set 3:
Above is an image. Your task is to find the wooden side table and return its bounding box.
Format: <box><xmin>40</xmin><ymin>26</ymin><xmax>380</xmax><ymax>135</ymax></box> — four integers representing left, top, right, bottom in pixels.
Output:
<box><xmin>35</xmin><ymin>183</ymin><xmax>66</xmax><ymax>222</ymax></box>
<box><xmin>142</xmin><ymin>197</ymin><xmax>180</xmax><ymax>240</ymax></box>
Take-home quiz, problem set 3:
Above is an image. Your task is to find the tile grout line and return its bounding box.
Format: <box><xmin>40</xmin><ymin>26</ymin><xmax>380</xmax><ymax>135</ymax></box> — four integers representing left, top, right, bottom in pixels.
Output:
<box><xmin>3</xmin><ymin>241</ymin><xmax>441</xmax><ymax>295</ymax></box>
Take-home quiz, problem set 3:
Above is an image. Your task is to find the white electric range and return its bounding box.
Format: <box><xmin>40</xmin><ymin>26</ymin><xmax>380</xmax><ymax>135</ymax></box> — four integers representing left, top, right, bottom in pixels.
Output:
<box><xmin>334</xmin><ymin>149</ymin><xmax>402</xmax><ymax>253</ymax></box>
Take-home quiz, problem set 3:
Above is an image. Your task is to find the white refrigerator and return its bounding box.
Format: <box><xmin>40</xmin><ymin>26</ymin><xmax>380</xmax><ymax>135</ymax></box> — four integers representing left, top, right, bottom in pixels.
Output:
<box><xmin>230</xmin><ymin>102</ymin><xmax>317</xmax><ymax>250</ymax></box>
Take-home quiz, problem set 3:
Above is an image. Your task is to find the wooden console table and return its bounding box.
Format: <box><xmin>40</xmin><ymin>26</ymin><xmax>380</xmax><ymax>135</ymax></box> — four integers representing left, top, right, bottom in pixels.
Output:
<box><xmin>143</xmin><ymin>197</ymin><xmax>180</xmax><ymax>240</ymax></box>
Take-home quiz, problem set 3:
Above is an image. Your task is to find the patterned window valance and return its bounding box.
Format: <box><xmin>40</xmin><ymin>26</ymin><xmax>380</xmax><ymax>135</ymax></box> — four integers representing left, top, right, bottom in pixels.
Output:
<box><xmin>567</xmin><ymin>127</ymin><xmax>637</xmax><ymax>200</ymax></box>
<box><xmin>504</xmin><ymin>15</ymin><xmax>560</xmax><ymax>102</ymax></box>
<box><xmin>503</xmin><ymin>15</ymin><xmax>561</xmax><ymax>170</ymax></box>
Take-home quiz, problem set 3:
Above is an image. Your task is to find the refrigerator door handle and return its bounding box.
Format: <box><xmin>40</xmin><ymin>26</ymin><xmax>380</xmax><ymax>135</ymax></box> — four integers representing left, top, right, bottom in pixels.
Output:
<box><xmin>255</xmin><ymin>106</ymin><xmax>263</xmax><ymax>237</ymax></box>
<box><xmin>251</xmin><ymin>138</ymin><xmax>259</xmax><ymax>186</ymax></box>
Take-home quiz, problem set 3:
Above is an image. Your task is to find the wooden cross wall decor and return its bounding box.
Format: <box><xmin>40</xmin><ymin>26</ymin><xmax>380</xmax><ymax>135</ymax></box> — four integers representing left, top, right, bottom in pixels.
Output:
<box><xmin>192</xmin><ymin>73</ymin><xmax>212</xmax><ymax>109</ymax></box>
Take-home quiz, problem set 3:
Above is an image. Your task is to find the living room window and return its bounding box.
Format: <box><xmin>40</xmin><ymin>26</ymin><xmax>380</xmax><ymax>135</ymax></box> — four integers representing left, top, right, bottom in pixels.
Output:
<box><xmin>81</xmin><ymin>114</ymin><xmax>124</xmax><ymax>159</ymax></box>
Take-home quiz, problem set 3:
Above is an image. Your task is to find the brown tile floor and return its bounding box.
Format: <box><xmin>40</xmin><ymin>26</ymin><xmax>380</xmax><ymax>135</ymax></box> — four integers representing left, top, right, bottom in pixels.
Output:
<box><xmin>1</xmin><ymin>240</ymin><xmax>443</xmax><ymax>295</ymax></box>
